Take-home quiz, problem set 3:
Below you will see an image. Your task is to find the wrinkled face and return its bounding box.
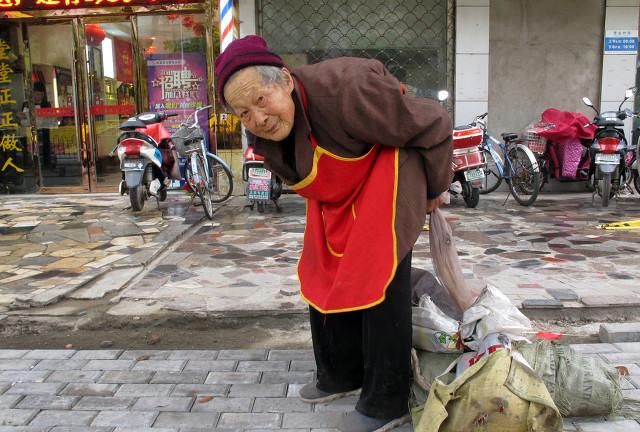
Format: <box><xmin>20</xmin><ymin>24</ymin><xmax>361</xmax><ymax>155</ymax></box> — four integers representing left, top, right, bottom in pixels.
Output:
<box><xmin>224</xmin><ymin>67</ymin><xmax>295</xmax><ymax>142</ymax></box>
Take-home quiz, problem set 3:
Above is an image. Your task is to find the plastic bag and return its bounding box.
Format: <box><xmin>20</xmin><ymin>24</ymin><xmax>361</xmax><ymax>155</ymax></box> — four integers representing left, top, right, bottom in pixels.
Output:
<box><xmin>460</xmin><ymin>285</ymin><xmax>532</xmax><ymax>351</ymax></box>
<box><xmin>412</xmin><ymin>295</ymin><xmax>461</xmax><ymax>353</ymax></box>
<box><xmin>429</xmin><ymin>208</ymin><xmax>476</xmax><ymax>313</ymax></box>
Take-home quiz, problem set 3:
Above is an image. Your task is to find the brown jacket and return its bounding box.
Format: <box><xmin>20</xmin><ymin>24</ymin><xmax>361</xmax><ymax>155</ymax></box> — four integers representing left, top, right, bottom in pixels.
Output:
<box><xmin>254</xmin><ymin>57</ymin><xmax>453</xmax><ymax>260</ymax></box>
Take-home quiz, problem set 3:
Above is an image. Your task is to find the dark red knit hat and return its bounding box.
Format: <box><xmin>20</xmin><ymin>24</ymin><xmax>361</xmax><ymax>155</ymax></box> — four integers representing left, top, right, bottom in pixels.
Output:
<box><xmin>214</xmin><ymin>35</ymin><xmax>285</xmax><ymax>107</ymax></box>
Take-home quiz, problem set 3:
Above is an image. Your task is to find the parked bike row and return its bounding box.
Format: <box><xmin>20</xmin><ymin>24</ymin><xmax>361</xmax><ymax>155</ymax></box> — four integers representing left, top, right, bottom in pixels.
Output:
<box><xmin>448</xmin><ymin>87</ymin><xmax>640</xmax><ymax>208</ymax></box>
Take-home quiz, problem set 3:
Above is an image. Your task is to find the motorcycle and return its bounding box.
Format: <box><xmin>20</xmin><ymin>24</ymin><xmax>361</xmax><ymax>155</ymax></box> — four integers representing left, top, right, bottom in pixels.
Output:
<box><xmin>451</xmin><ymin>122</ymin><xmax>486</xmax><ymax>208</ymax></box>
<box><xmin>242</xmin><ymin>131</ymin><xmax>282</xmax><ymax>213</ymax></box>
<box><xmin>582</xmin><ymin>88</ymin><xmax>637</xmax><ymax>207</ymax></box>
<box><xmin>115</xmin><ymin>112</ymin><xmax>182</xmax><ymax>212</ymax></box>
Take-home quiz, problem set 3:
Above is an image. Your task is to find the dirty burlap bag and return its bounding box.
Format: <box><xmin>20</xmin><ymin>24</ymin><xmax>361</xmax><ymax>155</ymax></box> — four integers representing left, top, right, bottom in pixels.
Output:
<box><xmin>415</xmin><ymin>350</ymin><xmax>562</xmax><ymax>432</ymax></box>
<box><xmin>517</xmin><ymin>340</ymin><xmax>623</xmax><ymax>417</ymax></box>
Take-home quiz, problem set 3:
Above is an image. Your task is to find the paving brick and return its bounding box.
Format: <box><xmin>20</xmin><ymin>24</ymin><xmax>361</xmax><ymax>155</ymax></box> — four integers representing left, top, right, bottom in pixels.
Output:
<box><xmin>546</xmin><ymin>288</ymin><xmax>579</xmax><ymax>301</ymax></box>
<box><xmin>0</xmin><ymin>428</ymin><xmax>53</xmax><ymax>432</ymax></box>
<box><xmin>24</xmin><ymin>351</ymin><xmax>76</xmax><ymax>360</ymax></box>
<box><xmin>313</xmin><ymin>395</ymin><xmax>359</xmax><ymax>413</ymax></box>
<box><xmin>205</xmin><ymin>372</ymin><xmax>260</xmax><ymax>385</ymax></box>
<box><xmin>237</xmin><ymin>361</ymin><xmax>288</xmax><ymax>373</ymax></box>
<box><xmin>29</xmin><ymin>410</ymin><xmax>97</xmax><ymax>427</ymax></box>
<box><xmin>5</xmin><ymin>383</ymin><xmax>64</xmax><ymax>396</ymax></box>
<box><xmin>34</xmin><ymin>360</ymin><xmax>88</xmax><ymax>371</ymax></box>
<box><xmin>601</xmin><ymin>323</ymin><xmax>640</xmax><ymax>343</ymax></box>
<box><xmin>218</xmin><ymin>413</ymin><xmax>281</xmax><ymax>429</ymax></box>
<box><xmin>267</xmin><ymin>350</ymin><xmax>314</xmax><ymax>361</ymax></box>
<box><xmin>92</xmin><ymin>410</ymin><xmax>157</xmax><ymax>427</ymax></box>
<box><xmin>132</xmin><ymin>397</ymin><xmax>193</xmax><ymax>412</ymax></box>
<box><xmin>183</xmin><ymin>361</ymin><xmax>237</xmax><ymax>372</ymax></box>
<box><xmin>49</xmin><ymin>427</ymin><xmax>113</xmax><ymax>432</ymax></box>
<box><xmin>115</xmin><ymin>429</ymin><xmax>177</xmax><ymax>432</ymax></box>
<box><xmin>0</xmin><ymin>409</ymin><xmax>38</xmax><ymax>426</ymax></box>
<box><xmin>217</xmin><ymin>350</ymin><xmax>267</xmax><ymax>361</ymax></box>
<box><xmin>16</xmin><ymin>395</ymin><xmax>78</xmax><ymax>410</ymax></box>
<box><xmin>0</xmin><ymin>360</ymin><xmax>38</xmax><ymax>371</ymax></box>
<box><xmin>115</xmin><ymin>384</ymin><xmax>173</xmax><ymax>397</ymax></box>
<box><xmin>252</xmin><ymin>397</ymin><xmax>311</xmax><ymax>413</ymax></box>
<box><xmin>575</xmin><ymin>419</ymin><xmax>640</xmax><ymax>431</ymax></box>
<box><xmin>0</xmin><ymin>394</ymin><xmax>23</xmax><ymax>408</ymax></box>
<box><xmin>83</xmin><ymin>360</ymin><xmax>135</xmax><ymax>371</ymax></box>
<box><xmin>167</xmin><ymin>351</ymin><xmax>218</xmax><ymax>360</ymax></box>
<box><xmin>282</xmin><ymin>413</ymin><xmax>342</xmax><ymax>429</ymax></box>
<box><xmin>614</xmin><ymin>343</ymin><xmax>640</xmax><ymax>353</ymax></box>
<box><xmin>70</xmin><ymin>351</ymin><xmax>123</xmax><ymax>360</ymax></box>
<box><xmin>191</xmin><ymin>396</ymin><xmax>251</xmax><ymax>413</ymax></box>
<box><xmin>521</xmin><ymin>298</ymin><xmax>563</xmax><ymax>308</ymax></box>
<box><xmin>120</xmin><ymin>351</ymin><xmax>172</xmax><ymax>360</ymax></box>
<box><xmin>286</xmin><ymin>384</ymin><xmax>304</xmax><ymax>398</ymax></box>
<box><xmin>171</xmin><ymin>384</ymin><xmax>227</xmax><ymax>397</ymax></box>
<box><xmin>0</xmin><ymin>371</ymin><xmax>50</xmax><ymax>383</ymax></box>
<box><xmin>0</xmin><ymin>383</ymin><xmax>8</xmax><ymax>394</ymax></box>
<box><xmin>153</xmin><ymin>412</ymin><xmax>219</xmax><ymax>428</ymax></box>
<box><xmin>621</xmin><ymin>377</ymin><xmax>636</xmax><ymax>390</ymax></box>
<box><xmin>46</xmin><ymin>370</ymin><xmax>102</xmax><ymax>383</ymax></box>
<box><xmin>623</xmin><ymin>389</ymin><xmax>640</xmax><ymax>401</ymax></box>
<box><xmin>133</xmin><ymin>360</ymin><xmax>186</xmax><ymax>372</ymax></box>
<box><xmin>228</xmin><ymin>384</ymin><xmax>286</xmax><ymax>398</ymax></box>
<box><xmin>260</xmin><ymin>372</ymin><xmax>314</xmax><ymax>385</ymax></box>
<box><xmin>583</xmin><ymin>296</ymin><xmax>640</xmax><ymax>307</ymax></box>
<box><xmin>61</xmin><ymin>384</ymin><xmax>118</xmax><ymax>397</ymax></box>
<box><xmin>73</xmin><ymin>396</ymin><xmax>136</xmax><ymax>411</ymax></box>
<box><xmin>0</xmin><ymin>351</ymin><xmax>29</xmax><ymax>360</ymax></box>
<box><xmin>289</xmin><ymin>361</ymin><xmax>316</xmax><ymax>372</ymax></box>
<box><xmin>152</xmin><ymin>372</ymin><xmax>206</xmax><ymax>384</ymax></box>
<box><xmin>98</xmin><ymin>371</ymin><xmax>153</xmax><ymax>384</ymax></box>
<box><xmin>570</xmin><ymin>343</ymin><xmax>619</xmax><ymax>354</ymax></box>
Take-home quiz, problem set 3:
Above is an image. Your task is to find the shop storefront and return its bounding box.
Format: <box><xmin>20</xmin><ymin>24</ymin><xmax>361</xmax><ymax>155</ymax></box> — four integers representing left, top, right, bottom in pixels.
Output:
<box><xmin>0</xmin><ymin>0</ymin><xmax>218</xmax><ymax>193</ymax></box>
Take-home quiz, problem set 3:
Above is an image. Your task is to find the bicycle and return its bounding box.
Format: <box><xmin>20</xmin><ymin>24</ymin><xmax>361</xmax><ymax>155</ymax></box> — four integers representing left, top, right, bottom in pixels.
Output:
<box><xmin>172</xmin><ymin>105</ymin><xmax>233</xmax><ymax>219</ymax></box>
<box><xmin>473</xmin><ymin>113</ymin><xmax>541</xmax><ymax>206</ymax></box>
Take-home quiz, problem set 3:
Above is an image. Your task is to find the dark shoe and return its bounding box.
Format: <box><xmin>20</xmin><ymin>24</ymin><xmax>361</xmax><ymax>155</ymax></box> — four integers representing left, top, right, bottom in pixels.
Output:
<box><xmin>298</xmin><ymin>382</ymin><xmax>360</xmax><ymax>404</ymax></box>
<box><xmin>338</xmin><ymin>410</ymin><xmax>410</xmax><ymax>432</ymax></box>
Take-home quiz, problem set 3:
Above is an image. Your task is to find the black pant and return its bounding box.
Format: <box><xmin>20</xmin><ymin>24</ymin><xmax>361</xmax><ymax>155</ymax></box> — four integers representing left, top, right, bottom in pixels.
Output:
<box><xmin>309</xmin><ymin>251</ymin><xmax>412</xmax><ymax>419</ymax></box>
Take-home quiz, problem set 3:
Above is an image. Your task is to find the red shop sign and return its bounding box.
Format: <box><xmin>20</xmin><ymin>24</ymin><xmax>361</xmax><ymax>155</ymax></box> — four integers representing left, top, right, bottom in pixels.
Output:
<box><xmin>90</xmin><ymin>104</ymin><xmax>135</xmax><ymax>116</ymax></box>
<box><xmin>36</xmin><ymin>107</ymin><xmax>74</xmax><ymax>117</ymax></box>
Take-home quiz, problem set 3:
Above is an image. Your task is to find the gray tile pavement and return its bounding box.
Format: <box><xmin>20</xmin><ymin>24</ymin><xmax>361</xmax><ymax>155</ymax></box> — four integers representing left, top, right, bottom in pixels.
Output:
<box><xmin>0</xmin><ymin>348</ymin><xmax>636</xmax><ymax>430</ymax></box>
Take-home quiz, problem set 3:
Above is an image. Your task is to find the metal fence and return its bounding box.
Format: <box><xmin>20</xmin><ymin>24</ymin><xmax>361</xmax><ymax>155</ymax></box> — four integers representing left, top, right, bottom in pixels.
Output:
<box><xmin>258</xmin><ymin>0</ymin><xmax>452</xmax><ymax>99</ymax></box>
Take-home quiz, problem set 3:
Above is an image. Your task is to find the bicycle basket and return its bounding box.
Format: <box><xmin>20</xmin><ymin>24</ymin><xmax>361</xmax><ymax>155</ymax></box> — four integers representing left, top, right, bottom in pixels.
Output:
<box><xmin>524</xmin><ymin>129</ymin><xmax>547</xmax><ymax>154</ymax></box>
<box><xmin>172</xmin><ymin>125</ymin><xmax>204</xmax><ymax>156</ymax></box>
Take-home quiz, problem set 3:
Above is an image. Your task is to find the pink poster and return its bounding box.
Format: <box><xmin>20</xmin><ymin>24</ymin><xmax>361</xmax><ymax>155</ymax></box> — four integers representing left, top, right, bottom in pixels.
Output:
<box><xmin>146</xmin><ymin>53</ymin><xmax>209</xmax><ymax>136</ymax></box>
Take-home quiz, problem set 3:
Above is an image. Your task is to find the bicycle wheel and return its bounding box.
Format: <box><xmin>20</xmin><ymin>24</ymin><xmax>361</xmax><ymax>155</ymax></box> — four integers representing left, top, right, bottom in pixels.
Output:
<box><xmin>195</xmin><ymin>154</ymin><xmax>215</xmax><ymax>219</ymax></box>
<box><xmin>206</xmin><ymin>153</ymin><xmax>234</xmax><ymax>203</ymax></box>
<box><xmin>480</xmin><ymin>148</ymin><xmax>503</xmax><ymax>194</ymax></box>
<box><xmin>507</xmin><ymin>146</ymin><xmax>541</xmax><ymax>206</ymax></box>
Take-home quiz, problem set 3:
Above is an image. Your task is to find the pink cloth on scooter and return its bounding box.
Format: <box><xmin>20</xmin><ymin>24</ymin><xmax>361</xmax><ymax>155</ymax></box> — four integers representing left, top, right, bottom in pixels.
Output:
<box><xmin>558</xmin><ymin>138</ymin><xmax>584</xmax><ymax>178</ymax></box>
<box><xmin>536</xmin><ymin>109</ymin><xmax>596</xmax><ymax>141</ymax></box>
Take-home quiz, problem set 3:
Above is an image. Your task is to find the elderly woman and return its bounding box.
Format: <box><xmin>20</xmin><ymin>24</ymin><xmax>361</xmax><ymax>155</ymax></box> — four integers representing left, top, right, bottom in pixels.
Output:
<box><xmin>215</xmin><ymin>35</ymin><xmax>453</xmax><ymax>432</ymax></box>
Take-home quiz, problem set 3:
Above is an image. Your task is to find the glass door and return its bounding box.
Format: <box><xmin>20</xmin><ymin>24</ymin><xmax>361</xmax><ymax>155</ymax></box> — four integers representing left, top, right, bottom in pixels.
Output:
<box><xmin>83</xmin><ymin>19</ymin><xmax>136</xmax><ymax>191</ymax></box>
<box><xmin>25</xmin><ymin>21</ymin><xmax>88</xmax><ymax>191</ymax></box>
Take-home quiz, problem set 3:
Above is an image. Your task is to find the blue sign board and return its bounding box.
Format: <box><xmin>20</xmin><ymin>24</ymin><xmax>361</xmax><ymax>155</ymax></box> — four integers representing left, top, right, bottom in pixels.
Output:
<box><xmin>605</xmin><ymin>30</ymin><xmax>638</xmax><ymax>53</ymax></box>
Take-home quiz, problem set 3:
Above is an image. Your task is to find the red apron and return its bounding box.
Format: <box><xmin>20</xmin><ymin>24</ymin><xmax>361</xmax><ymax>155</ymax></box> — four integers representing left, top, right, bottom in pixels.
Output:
<box><xmin>292</xmin><ymin>79</ymin><xmax>400</xmax><ymax>313</ymax></box>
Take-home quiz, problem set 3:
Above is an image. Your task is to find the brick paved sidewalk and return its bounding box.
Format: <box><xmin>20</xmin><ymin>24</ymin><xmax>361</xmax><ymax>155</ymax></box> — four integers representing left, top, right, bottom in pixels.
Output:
<box><xmin>0</xmin><ymin>348</ymin><xmax>639</xmax><ymax>431</ymax></box>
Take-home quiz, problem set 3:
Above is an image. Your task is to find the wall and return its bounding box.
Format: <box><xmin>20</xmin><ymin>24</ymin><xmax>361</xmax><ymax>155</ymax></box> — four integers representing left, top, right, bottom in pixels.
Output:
<box><xmin>455</xmin><ymin>0</ymin><xmax>489</xmax><ymax>125</ymax></box>
<box><xmin>488</xmin><ymin>0</ymin><xmax>605</xmax><ymax>139</ymax></box>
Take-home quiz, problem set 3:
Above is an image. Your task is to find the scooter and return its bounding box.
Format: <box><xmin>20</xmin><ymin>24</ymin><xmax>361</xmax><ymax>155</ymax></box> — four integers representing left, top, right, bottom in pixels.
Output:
<box><xmin>242</xmin><ymin>144</ymin><xmax>282</xmax><ymax>213</ymax></box>
<box><xmin>451</xmin><ymin>121</ymin><xmax>486</xmax><ymax>208</ymax></box>
<box><xmin>582</xmin><ymin>88</ymin><xmax>637</xmax><ymax>207</ymax></box>
<box><xmin>115</xmin><ymin>112</ymin><xmax>182</xmax><ymax>212</ymax></box>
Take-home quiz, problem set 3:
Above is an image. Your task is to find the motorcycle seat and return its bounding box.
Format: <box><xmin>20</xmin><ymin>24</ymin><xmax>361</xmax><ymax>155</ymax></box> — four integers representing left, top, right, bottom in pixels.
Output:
<box><xmin>501</xmin><ymin>133</ymin><xmax>518</xmax><ymax>142</ymax></box>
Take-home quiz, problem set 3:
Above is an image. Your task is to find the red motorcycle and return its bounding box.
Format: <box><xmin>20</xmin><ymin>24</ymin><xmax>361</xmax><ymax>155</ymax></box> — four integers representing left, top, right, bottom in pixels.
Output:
<box><xmin>450</xmin><ymin>123</ymin><xmax>486</xmax><ymax>208</ymax></box>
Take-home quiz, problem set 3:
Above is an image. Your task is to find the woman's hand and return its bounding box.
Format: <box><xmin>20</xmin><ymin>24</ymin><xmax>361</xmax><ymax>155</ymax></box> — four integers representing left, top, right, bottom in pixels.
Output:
<box><xmin>426</xmin><ymin>192</ymin><xmax>449</xmax><ymax>214</ymax></box>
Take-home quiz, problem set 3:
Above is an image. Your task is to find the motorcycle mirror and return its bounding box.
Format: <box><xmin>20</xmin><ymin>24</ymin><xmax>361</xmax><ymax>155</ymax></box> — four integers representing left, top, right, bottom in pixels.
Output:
<box><xmin>437</xmin><ymin>90</ymin><xmax>449</xmax><ymax>102</ymax></box>
<box><xmin>582</xmin><ymin>97</ymin><xmax>594</xmax><ymax>107</ymax></box>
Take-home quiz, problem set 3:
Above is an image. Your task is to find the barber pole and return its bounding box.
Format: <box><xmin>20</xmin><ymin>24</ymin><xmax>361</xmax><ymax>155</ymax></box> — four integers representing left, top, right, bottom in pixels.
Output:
<box><xmin>219</xmin><ymin>0</ymin><xmax>238</xmax><ymax>52</ymax></box>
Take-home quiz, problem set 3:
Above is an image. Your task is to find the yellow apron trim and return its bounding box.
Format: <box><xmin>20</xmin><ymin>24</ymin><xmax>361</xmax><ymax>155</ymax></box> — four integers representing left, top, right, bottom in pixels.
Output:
<box><xmin>326</xmin><ymin>240</ymin><xmax>344</xmax><ymax>258</ymax></box>
<box><xmin>299</xmin><ymin>148</ymin><xmax>400</xmax><ymax>314</ymax></box>
<box><xmin>290</xmin><ymin>145</ymin><xmax>377</xmax><ymax>191</ymax></box>
<box><xmin>351</xmin><ymin>203</ymin><xmax>356</xmax><ymax>220</ymax></box>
